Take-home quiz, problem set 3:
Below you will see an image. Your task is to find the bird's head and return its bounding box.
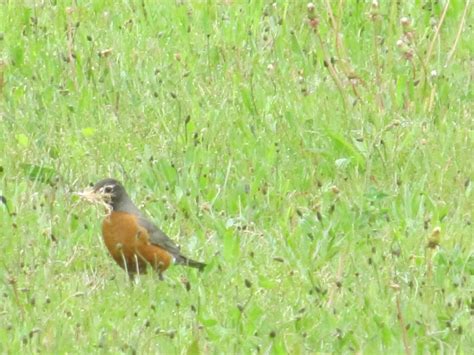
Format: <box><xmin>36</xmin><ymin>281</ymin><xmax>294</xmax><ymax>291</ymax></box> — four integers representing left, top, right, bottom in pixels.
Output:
<box><xmin>78</xmin><ymin>178</ymin><xmax>126</xmax><ymax>211</ymax></box>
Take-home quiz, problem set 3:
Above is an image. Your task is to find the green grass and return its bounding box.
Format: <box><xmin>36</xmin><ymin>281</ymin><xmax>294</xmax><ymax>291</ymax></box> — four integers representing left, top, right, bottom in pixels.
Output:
<box><xmin>0</xmin><ymin>1</ymin><xmax>472</xmax><ymax>353</ymax></box>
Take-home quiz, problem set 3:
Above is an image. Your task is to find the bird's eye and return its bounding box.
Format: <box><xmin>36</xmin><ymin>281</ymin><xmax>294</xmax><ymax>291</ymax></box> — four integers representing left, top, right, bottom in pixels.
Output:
<box><xmin>103</xmin><ymin>186</ymin><xmax>113</xmax><ymax>194</ymax></box>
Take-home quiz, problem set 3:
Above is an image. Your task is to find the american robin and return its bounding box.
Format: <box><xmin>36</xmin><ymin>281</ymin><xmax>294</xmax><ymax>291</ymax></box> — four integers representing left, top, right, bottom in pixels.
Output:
<box><xmin>79</xmin><ymin>178</ymin><xmax>206</xmax><ymax>279</ymax></box>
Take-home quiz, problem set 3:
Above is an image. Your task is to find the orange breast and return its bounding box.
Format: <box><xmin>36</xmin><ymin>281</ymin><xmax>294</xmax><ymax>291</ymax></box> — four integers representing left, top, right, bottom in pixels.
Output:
<box><xmin>102</xmin><ymin>211</ymin><xmax>172</xmax><ymax>274</ymax></box>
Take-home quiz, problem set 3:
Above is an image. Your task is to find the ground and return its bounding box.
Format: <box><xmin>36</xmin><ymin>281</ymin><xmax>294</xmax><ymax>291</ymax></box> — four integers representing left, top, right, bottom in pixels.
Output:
<box><xmin>0</xmin><ymin>1</ymin><xmax>472</xmax><ymax>353</ymax></box>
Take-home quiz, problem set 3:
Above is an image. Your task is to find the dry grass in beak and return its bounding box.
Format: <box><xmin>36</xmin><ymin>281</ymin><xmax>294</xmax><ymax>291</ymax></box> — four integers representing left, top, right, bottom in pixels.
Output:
<box><xmin>76</xmin><ymin>188</ymin><xmax>113</xmax><ymax>214</ymax></box>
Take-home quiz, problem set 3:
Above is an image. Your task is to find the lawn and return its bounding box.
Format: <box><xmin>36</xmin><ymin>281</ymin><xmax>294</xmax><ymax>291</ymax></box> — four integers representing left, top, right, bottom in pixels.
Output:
<box><xmin>0</xmin><ymin>1</ymin><xmax>472</xmax><ymax>353</ymax></box>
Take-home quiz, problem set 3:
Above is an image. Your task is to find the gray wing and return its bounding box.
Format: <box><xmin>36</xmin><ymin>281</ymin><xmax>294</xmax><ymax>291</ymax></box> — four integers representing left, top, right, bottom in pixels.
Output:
<box><xmin>137</xmin><ymin>216</ymin><xmax>181</xmax><ymax>256</ymax></box>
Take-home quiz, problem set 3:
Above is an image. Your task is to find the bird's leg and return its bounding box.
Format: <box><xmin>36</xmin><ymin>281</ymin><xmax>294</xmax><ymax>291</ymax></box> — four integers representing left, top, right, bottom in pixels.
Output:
<box><xmin>128</xmin><ymin>272</ymin><xmax>137</xmax><ymax>285</ymax></box>
<box><xmin>116</xmin><ymin>244</ymin><xmax>130</xmax><ymax>275</ymax></box>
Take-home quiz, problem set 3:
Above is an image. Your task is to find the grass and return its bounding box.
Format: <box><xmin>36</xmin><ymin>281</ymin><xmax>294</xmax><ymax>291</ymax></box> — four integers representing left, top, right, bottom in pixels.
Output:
<box><xmin>0</xmin><ymin>1</ymin><xmax>472</xmax><ymax>353</ymax></box>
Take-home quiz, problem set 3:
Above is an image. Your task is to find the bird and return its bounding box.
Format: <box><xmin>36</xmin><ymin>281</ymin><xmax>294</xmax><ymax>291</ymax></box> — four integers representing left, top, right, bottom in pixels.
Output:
<box><xmin>79</xmin><ymin>178</ymin><xmax>206</xmax><ymax>279</ymax></box>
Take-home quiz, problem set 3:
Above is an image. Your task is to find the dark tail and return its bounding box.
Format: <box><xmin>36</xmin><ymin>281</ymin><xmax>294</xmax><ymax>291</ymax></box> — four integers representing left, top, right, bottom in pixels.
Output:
<box><xmin>178</xmin><ymin>256</ymin><xmax>206</xmax><ymax>271</ymax></box>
